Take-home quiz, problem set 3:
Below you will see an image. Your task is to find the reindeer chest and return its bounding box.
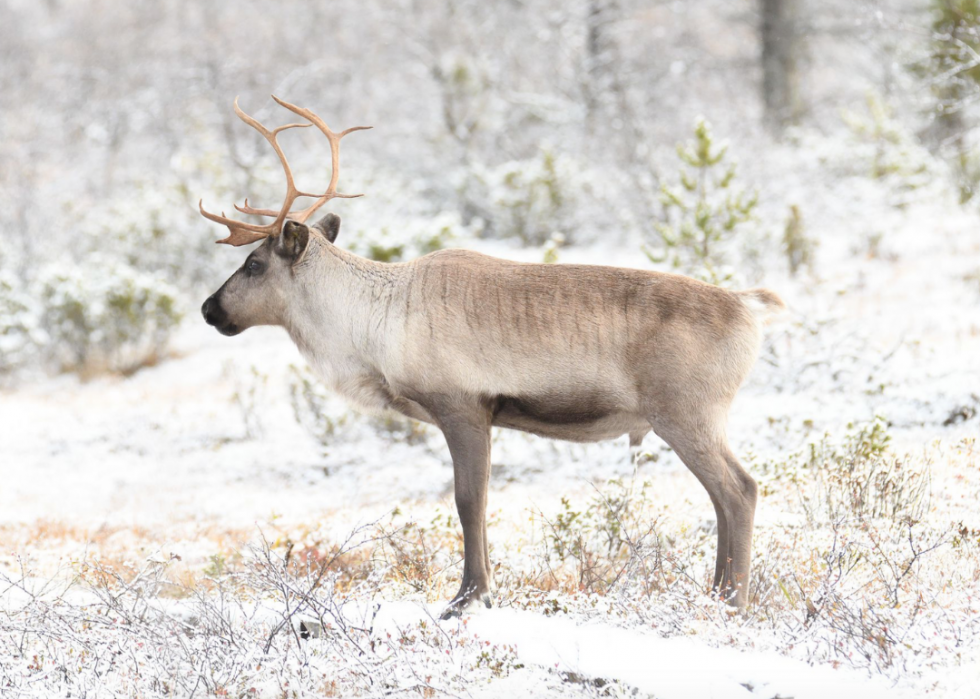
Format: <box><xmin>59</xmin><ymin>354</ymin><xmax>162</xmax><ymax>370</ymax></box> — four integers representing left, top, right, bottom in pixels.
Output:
<box><xmin>299</xmin><ymin>346</ymin><xmax>395</xmax><ymax>416</ymax></box>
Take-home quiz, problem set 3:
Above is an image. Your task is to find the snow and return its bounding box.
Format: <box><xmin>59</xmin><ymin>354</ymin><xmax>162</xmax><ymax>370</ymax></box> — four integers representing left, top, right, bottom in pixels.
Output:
<box><xmin>472</xmin><ymin>612</ymin><xmax>892</xmax><ymax>699</ymax></box>
<box><xmin>3</xmin><ymin>156</ymin><xmax>980</xmax><ymax>697</ymax></box>
<box><xmin>7</xmin><ymin>0</ymin><xmax>980</xmax><ymax>694</ymax></box>
<box><xmin>365</xmin><ymin>602</ymin><xmax>913</xmax><ymax>699</ymax></box>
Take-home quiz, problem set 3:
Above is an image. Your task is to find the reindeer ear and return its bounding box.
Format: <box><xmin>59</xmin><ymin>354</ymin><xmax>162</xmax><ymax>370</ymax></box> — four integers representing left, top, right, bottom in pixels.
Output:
<box><xmin>278</xmin><ymin>220</ymin><xmax>310</xmax><ymax>260</ymax></box>
<box><xmin>312</xmin><ymin>213</ymin><xmax>341</xmax><ymax>243</ymax></box>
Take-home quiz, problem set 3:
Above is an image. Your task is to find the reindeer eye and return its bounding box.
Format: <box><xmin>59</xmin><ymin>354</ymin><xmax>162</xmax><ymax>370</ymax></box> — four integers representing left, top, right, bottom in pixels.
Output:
<box><xmin>246</xmin><ymin>259</ymin><xmax>264</xmax><ymax>275</ymax></box>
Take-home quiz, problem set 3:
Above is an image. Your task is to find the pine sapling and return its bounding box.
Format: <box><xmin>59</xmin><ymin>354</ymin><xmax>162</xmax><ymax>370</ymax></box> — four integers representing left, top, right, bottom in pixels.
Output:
<box><xmin>782</xmin><ymin>204</ymin><xmax>815</xmax><ymax>276</ymax></box>
<box><xmin>646</xmin><ymin>117</ymin><xmax>758</xmax><ymax>284</ymax></box>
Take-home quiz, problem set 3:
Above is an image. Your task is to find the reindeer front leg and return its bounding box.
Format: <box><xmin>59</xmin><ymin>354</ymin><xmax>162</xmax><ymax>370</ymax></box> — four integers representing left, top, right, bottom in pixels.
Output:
<box><xmin>431</xmin><ymin>402</ymin><xmax>493</xmax><ymax>619</ymax></box>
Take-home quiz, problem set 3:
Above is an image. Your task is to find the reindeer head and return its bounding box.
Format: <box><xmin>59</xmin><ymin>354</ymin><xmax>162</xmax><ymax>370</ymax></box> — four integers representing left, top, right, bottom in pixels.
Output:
<box><xmin>201</xmin><ymin>214</ymin><xmax>342</xmax><ymax>336</ymax></box>
<box><xmin>199</xmin><ymin>96</ymin><xmax>369</xmax><ymax>336</ymax></box>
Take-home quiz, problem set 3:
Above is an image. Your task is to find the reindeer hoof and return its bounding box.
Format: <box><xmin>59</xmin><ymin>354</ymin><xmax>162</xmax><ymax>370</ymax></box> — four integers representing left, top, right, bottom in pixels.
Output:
<box><xmin>439</xmin><ymin>592</ymin><xmax>492</xmax><ymax>620</ymax></box>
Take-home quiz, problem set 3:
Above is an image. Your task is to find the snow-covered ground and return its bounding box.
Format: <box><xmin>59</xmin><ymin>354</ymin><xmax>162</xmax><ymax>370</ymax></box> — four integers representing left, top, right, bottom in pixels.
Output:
<box><xmin>2</xmin><ymin>186</ymin><xmax>980</xmax><ymax>697</ymax></box>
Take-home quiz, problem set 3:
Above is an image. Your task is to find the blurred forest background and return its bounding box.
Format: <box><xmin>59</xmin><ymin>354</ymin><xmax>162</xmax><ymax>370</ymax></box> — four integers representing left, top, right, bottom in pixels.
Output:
<box><xmin>1</xmin><ymin>0</ymin><xmax>979</xmax><ymax>378</ymax></box>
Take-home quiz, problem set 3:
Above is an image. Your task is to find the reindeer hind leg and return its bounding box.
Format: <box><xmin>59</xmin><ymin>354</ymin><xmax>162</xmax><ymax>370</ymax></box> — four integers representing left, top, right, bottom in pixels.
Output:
<box><xmin>648</xmin><ymin>412</ymin><xmax>756</xmax><ymax>607</ymax></box>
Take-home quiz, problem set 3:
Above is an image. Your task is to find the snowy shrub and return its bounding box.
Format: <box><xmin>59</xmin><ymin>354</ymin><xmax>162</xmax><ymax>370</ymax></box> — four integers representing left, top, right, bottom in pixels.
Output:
<box><xmin>465</xmin><ymin>149</ymin><xmax>601</xmax><ymax>245</ymax></box>
<box><xmin>757</xmin><ymin>516</ymin><xmax>955</xmax><ymax>672</ymax></box>
<box><xmin>431</xmin><ymin>50</ymin><xmax>492</xmax><ymax>150</ymax></box>
<box><xmin>538</xmin><ymin>478</ymin><xmax>660</xmax><ymax>595</ymax></box>
<box><xmin>646</xmin><ymin>117</ymin><xmax>759</xmax><ymax>285</ymax></box>
<box><xmin>288</xmin><ymin>364</ymin><xmax>353</xmax><ymax>443</ymax></box>
<box><xmin>0</xmin><ymin>432</ymin><xmax>973</xmax><ymax>695</ymax></box>
<box><xmin>917</xmin><ymin>0</ymin><xmax>980</xmax><ymax>202</ymax></box>
<box><xmin>1</xmin><ymin>179</ymin><xmax>212</xmax><ymax>377</ymax></box>
<box><xmin>346</xmin><ymin>210</ymin><xmax>466</xmax><ymax>262</ymax></box>
<box><xmin>755</xmin><ymin>417</ymin><xmax>929</xmax><ymax>523</ymax></box>
<box><xmin>36</xmin><ymin>258</ymin><xmax>182</xmax><ymax>374</ymax></box>
<box><xmin>0</xmin><ymin>270</ymin><xmax>40</xmax><ymax>374</ymax></box>
<box><xmin>542</xmin><ymin>232</ymin><xmax>566</xmax><ymax>264</ymax></box>
<box><xmin>513</xmin><ymin>438</ymin><xmax>960</xmax><ymax>680</ymax></box>
<box><xmin>0</xmin><ymin>258</ymin><xmax>183</xmax><ymax>377</ymax></box>
<box><xmin>841</xmin><ymin>93</ymin><xmax>938</xmax><ymax>195</ymax></box>
<box><xmin>227</xmin><ymin>362</ymin><xmax>268</xmax><ymax>440</ymax></box>
<box><xmin>76</xmin><ymin>180</ymin><xmax>217</xmax><ymax>287</ymax></box>
<box><xmin>374</xmin><ymin>511</ymin><xmax>464</xmax><ymax>599</ymax></box>
<box><xmin>0</xmin><ymin>528</ymin><xmax>521</xmax><ymax>698</ymax></box>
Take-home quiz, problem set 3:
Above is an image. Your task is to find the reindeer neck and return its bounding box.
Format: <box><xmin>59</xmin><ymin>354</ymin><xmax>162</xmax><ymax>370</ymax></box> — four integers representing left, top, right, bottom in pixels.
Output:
<box><xmin>284</xmin><ymin>239</ymin><xmax>405</xmax><ymax>380</ymax></box>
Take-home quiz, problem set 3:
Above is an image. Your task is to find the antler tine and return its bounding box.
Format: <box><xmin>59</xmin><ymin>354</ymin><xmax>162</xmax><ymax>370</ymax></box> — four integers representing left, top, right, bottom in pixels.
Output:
<box><xmin>199</xmin><ymin>96</ymin><xmax>371</xmax><ymax>246</ymax></box>
<box><xmin>230</xmin><ymin>97</ymin><xmax>312</xmax><ymax>231</ymax></box>
<box><xmin>198</xmin><ymin>97</ymin><xmax>307</xmax><ymax>245</ymax></box>
<box><xmin>233</xmin><ymin>194</ymin><xmax>321</xmax><ymax>218</ymax></box>
<box><xmin>271</xmin><ymin>95</ymin><xmax>373</xmax><ymax>224</ymax></box>
<box><xmin>233</xmin><ymin>198</ymin><xmax>278</xmax><ymax>217</ymax></box>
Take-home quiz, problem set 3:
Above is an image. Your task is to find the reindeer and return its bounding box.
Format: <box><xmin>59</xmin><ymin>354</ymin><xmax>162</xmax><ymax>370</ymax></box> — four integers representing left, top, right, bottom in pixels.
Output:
<box><xmin>200</xmin><ymin>96</ymin><xmax>784</xmax><ymax>616</ymax></box>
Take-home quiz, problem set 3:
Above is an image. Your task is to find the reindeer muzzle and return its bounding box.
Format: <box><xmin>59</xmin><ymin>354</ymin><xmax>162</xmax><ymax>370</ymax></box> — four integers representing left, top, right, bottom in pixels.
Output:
<box><xmin>202</xmin><ymin>296</ymin><xmax>240</xmax><ymax>336</ymax></box>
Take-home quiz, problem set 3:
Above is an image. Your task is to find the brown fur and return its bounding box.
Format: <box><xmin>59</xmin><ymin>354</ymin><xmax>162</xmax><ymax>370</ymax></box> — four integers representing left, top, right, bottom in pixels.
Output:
<box><xmin>202</xmin><ymin>220</ymin><xmax>784</xmax><ymax>614</ymax></box>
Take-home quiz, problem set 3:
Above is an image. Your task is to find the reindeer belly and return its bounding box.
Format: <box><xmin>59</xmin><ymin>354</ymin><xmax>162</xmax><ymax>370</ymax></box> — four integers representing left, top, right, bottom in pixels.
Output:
<box><xmin>491</xmin><ymin>394</ymin><xmax>648</xmax><ymax>443</ymax></box>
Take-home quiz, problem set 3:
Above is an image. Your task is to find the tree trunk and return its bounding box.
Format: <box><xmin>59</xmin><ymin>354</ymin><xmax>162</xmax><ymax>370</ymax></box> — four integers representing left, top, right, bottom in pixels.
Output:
<box><xmin>761</xmin><ymin>0</ymin><xmax>800</xmax><ymax>134</ymax></box>
<box><xmin>583</xmin><ymin>0</ymin><xmax>615</xmax><ymax>138</ymax></box>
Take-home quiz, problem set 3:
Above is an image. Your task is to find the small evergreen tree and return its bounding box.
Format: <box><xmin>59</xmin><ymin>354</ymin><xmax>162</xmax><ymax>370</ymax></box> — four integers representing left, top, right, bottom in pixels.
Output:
<box><xmin>923</xmin><ymin>0</ymin><xmax>980</xmax><ymax>201</ymax></box>
<box><xmin>782</xmin><ymin>204</ymin><xmax>815</xmax><ymax>276</ymax></box>
<box><xmin>841</xmin><ymin>92</ymin><xmax>934</xmax><ymax>189</ymax></box>
<box><xmin>646</xmin><ymin>118</ymin><xmax>758</xmax><ymax>285</ymax></box>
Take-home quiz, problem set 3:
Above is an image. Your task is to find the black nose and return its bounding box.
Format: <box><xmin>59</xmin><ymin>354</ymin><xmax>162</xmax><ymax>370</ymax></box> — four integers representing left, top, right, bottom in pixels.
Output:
<box><xmin>202</xmin><ymin>296</ymin><xmax>222</xmax><ymax>327</ymax></box>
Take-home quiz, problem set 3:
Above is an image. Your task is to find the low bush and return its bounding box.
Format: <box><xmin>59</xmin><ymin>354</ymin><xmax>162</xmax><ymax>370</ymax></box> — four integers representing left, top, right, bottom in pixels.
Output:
<box><xmin>755</xmin><ymin>416</ymin><xmax>930</xmax><ymax>523</ymax></box>
<box><xmin>841</xmin><ymin>92</ymin><xmax>938</xmax><ymax>196</ymax></box>
<box><xmin>1</xmin><ymin>181</ymin><xmax>203</xmax><ymax>378</ymax></box>
<box><xmin>35</xmin><ymin>259</ymin><xmax>182</xmax><ymax>374</ymax></box>
<box><xmin>464</xmin><ymin>148</ymin><xmax>601</xmax><ymax>246</ymax></box>
<box><xmin>537</xmin><ymin>478</ymin><xmax>661</xmax><ymax>595</ymax></box>
<box><xmin>0</xmin><ymin>521</ymin><xmax>519</xmax><ymax>698</ymax></box>
<box><xmin>346</xmin><ymin>210</ymin><xmax>465</xmax><ymax>263</ymax></box>
<box><xmin>0</xmin><ymin>270</ymin><xmax>39</xmax><ymax>374</ymax></box>
<box><xmin>1</xmin><ymin>422</ymin><xmax>971</xmax><ymax>695</ymax></box>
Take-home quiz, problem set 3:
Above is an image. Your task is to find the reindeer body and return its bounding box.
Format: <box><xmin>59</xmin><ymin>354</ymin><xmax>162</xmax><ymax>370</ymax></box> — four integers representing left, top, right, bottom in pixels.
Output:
<box><xmin>199</xmin><ymin>97</ymin><xmax>783</xmax><ymax>615</ymax></box>
<box><xmin>290</xmin><ymin>242</ymin><xmax>763</xmax><ymax>445</ymax></box>
<box><xmin>216</xmin><ymin>234</ymin><xmax>780</xmax><ymax>613</ymax></box>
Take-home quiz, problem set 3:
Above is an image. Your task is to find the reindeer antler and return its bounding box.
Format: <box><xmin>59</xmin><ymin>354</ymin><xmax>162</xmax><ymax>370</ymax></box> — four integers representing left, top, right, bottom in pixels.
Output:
<box><xmin>199</xmin><ymin>95</ymin><xmax>372</xmax><ymax>246</ymax></box>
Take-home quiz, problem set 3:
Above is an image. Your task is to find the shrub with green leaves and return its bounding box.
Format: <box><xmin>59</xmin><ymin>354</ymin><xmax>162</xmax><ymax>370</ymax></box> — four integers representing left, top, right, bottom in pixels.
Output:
<box><xmin>0</xmin><ymin>271</ymin><xmax>39</xmax><ymax>374</ymax></box>
<box><xmin>756</xmin><ymin>417</ymin><xmax>929</xmax><ymax>523</ymax></box>
<box><xmin>346</xmin><ymin>211</ymin><xmax>464</xmax><ymax>263</ymax></box>
<box><xmin>540</xmin><ymin>478</ymin><xmax>660</xmax><ymax>594</ymax></box>
<box><xmin>288</xmin><ymin>364</ymin><xmax>351</xmax><ymax>444</ymax></box>
<box><xmin>288</xmin><ymin>364</ymin><xmax>430</xmax><ymax>447</ymax></box>
<box><xmin>0</xmin><ymin>177</ymin><xmax>213</xmax><ymax>377</ymax></box>
<box><xmin>841</xmin><ymin>93</ymin><xmax>936</xmax><ymax>193</ymax></box>
<box><xmin>36</xmin><ymin>259</ymin><xmax>182</xmax><ymax>374</ymax></box>
<box><xmin>927</xmin><ymin>0</ymin><xmax>980</xmax><ymax>97</ymax></box>
<box><xmin>542</xmin><ymin>232</ymin><xmax>565</xmax><ymax>264</ymax></box>
<box><xmin>646</xmin><ymin>117</ymin><xmax>758</xmax><ymax>285</ymax></box>
<box><xmin>468</xmin><ymin>149</ymin><xmax>595</xmax><ymax>246</ymax></box>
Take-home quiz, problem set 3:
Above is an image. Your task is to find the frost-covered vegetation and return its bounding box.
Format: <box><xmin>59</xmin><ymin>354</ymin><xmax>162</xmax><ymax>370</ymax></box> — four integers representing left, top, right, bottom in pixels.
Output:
<box><xmin>1</xmin><ymin>422</ymin><xmax>977</xmax><ymax>697</ymax></box>
<box><xmin>646</xmin><ymin>117</ymin><xmax>758</xmax><ymax>285</ymax></box>
<box><xmin>3</xmin><ymin>0</ymin><xmax>980</xmax><ymax>696</ymax></box>
<box><xmin>1</xmin><ymin>0</ymin><xmax>978</xmax><ymax>377</ymax></box>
